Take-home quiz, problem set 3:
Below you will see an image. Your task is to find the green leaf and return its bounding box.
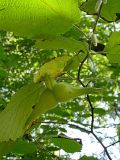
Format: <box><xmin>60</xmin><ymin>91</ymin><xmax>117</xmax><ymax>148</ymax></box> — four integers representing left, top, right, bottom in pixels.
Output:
<box><xmin>105</xmin><ymin>31</ymin><xmax>120</xmax><ymax>63</ymax></box>
<box><xmin>0</xmin><ymin>68</ymin><xmax>7</xmax><ymax>80</ymax></box>
<box><xmin>0</xmin><ymin>140</ymin><xmax>36</xmax><ymax>157</ymax></box>
<box><xmin>34</xmin><ymin>56</ymin><xmax>71</xmax><ymax>83</ymax></box>
<box><xmin>94</xmin><ymin>108</ymin><xmax>106</xmax><ymax>116</ymax></box>
<box><xmin>26</xmin><ymin>80</ymin><xmax>102</xmax><ymax>128</ymax></box>
<box><xmin>51</xmin><ymin>137</ymin><xmax>82</xmax><ymax>153</ymax></box>
<box><xmin>0</xmin><ymin>0</ymin><xmax>81</xmax><ymax>38</ymax></box>
<box><xmin>11</xmin><ymin>140</ymin><xmax>36</xmax><ymax>154</ymax></box>
<box><xmin>117</xmin><ymin>125</ymin><xmax>120</xmax><ymax>141</ymax></box>
<box><xmin>64</xmin><ymin>52</ymin><xmax>87</xmax><ymax>71</ymax></box>
<box><xmin>80</xmin><ymin>0</ymin><xmax>120</xmax><ymax>22</ymax></box>
<box><xmin>0</xmin><ymin>83</ymin><xmax>45</xmax><ymax>141</ymax></box>
<box><xmin>35</xmin><ymin>36</ymin><xmax>88</xmax><ymax>52</ymax></box>
<box><xmin>80</xmin><ymin>155</ymin><xmax>97</xmax><ymax>160</ymax></box>
<box><xmin>0</xmin><ymin>141</ymin><xmax>13</xmax><ymax>157</ymax></box>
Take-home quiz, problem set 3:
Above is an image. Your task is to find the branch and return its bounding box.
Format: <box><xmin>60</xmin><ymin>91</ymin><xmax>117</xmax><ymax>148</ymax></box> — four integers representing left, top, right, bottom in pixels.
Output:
<box><xmin>76</xmin><ymin>1</ymin><xmax>113</xmax><ymax>160</ymax></box>
<box><xmin>92</xmin><ymin>132</ymin><xmax>112</xmax><ymax>160</ymax></box>
<box><xmin>106</xmin><ymin>140</ymin><xmax>120</xmax><ymax>148</ymax></box>
<box><xmin>40</xmin><ymin>121</ymin><xmax>91</xmax><ymax>134</ymax></box>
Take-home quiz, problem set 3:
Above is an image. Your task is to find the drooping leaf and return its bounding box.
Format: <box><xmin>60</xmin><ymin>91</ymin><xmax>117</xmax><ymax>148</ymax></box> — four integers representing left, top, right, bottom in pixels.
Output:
<box><xmin>34</xmin><ymin>53</ymin><xmax>88</xmax><ymax>83</ymax></box>
<box><xmin>35</xmin><ymin>36</ymin><xmax>88</xmax><ymax>52</ymax></box>
<box><xmin>26</xmin><ymin>79</ymin><xmax>102</xmax><ymax>128</ymax></box>
<box><xmin>0</xmin><ymin>0</ymin><xmax>81</xmax><ymax>38</ymax></box>
<box><xmin>80</xmin><ymin>0</ymin><xmax>120</xmax><ymax>22</ymax></box>
<box><xmin>0</xmin><ymin>83</ymin><xmax>45</xmax><ymax>141</ymax></box>
<box><xmin>105</xmin><ymin>31</ymin><xmax>120</xmax><ymax>63</ymax></box>
<box><xmin>51</xmin><ymin>137</ymin><xmax>82</xmax><ymax>153</ymax></box>
<box><xmin>33</xmin><ymin>56</ymin><xmax>71</xmax><ymax>83</ymax></box>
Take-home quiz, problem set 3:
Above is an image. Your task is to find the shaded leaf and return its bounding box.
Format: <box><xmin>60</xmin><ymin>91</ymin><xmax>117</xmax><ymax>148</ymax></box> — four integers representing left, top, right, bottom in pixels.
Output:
<box><xmin>0</xmin><ymin>140</ymin><xmax>36</xmax><ymax>157</ymax></box>
<box><xmin>0</xmin><ymin>83</ymin><xmax>45</xmax><ymax>141</ymax></box>
<box><xmin>35</xmin><ymin>36</ymin><xmax>88</xmax><ymax>52</ymax></box>
<box><xmin>51</xmin><ymin>137</ymin><xmax>82</xmax><ymax>153</ymax></box>
<box><xmin>12</xmin><ymin>140</ymin><xmax>36</xmax><ymax>154</ymax></box>
<box><xmin>105</xmin><ymin>31</ymin><xmax>120</xmax><ymax>63</ymax></box>
<box><xmin>64</xmin><ymin>52</ymin><xmax>87</xmax><ymax>71</ymax></box>
<box><xmin>80</xmin><ymin>0</ymin><xmax>120</xmax><ymax>22</ymax></box>
<box><xmin>117</xmin><ymin>125</ymin><xmax>120</xmax><ymax>141</ymax></box>
<box><xmin>80</xmin><ymin>155</ymin><xmax>97</xmax><ymax>160</ymax></box>
<box><xmin>94</xmin><ymin>108</ymin><xmax>106</xmax><ymax>116</ymax></box>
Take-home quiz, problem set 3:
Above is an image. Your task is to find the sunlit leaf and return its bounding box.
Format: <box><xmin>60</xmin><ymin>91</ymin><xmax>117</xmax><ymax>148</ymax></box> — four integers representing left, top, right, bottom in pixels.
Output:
<box><xmin>0</xmin><ymin>0</ymin><xmax>81</xmax><ymax>38</ymax></box>
<box><xmin>34</xmin><ymin>56</ymin><xmax>71</xmax><ymax>83</ymax></box>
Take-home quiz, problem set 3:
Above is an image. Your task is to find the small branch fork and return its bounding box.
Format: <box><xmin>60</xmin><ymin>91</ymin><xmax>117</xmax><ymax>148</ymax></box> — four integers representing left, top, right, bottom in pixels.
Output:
<box><xmin>77</xmin><ymin>1</ymin><xmax>113</xmax><ymax>160</ymax></box>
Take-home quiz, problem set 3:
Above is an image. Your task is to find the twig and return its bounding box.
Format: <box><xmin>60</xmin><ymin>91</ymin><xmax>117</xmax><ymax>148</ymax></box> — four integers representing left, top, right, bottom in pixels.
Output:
<box><xmin>40</xmin><ymin>121</ymin><xmax>91</xmax><ymax>134</ymax></box>
<box><xmin>73</xmin><ymin>24</ymin><xmax>89</xmax><ymax>40</ymax></box>
<box><xmin>77</xmin><ymin>53</ymin><xmax>89</xmax><ymax>87</ymax></box>
<box><xmin>106</xmin><ymin>140</ymin><xmax>120</xmax><ymax>148</ymax></box>
<box><xmin>92</xmin><ymin>132</ymin><xmax>112</xmax><ymax>160</ymax></box>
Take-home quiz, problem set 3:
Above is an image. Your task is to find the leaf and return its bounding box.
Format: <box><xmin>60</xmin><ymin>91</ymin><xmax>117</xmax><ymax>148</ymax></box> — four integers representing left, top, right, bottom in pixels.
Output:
<box><xmin>34</xmin><ymin>52</ymin><xmax>88</xmax><ymax>83</ymax></box>
<box><xmin>0</xmin><ymin>83</ymin><xmax>45</xmax><ymax>141</ymax></box>
<box><xmin>80</xmin><ymin>155</ymin><xmax>97</xmax><ymax>160</ymax></box>
<box><xmin>117</xmin><ymin>125</ymin><xmax>120</xmax><ymax>141</ymax></box>
<box><xmin>0</xmin><ymin>68</ymin><xmax>8</xmax><ymax>80</ymax></box>
<box><xmin>34</xmin><ymin>56</ymin><xmax>71</xmax><ymax>83</ymax></box>
<box><xmin>11</xmin><ymin>140</ymin><xmax>36</xmax><ymax>154</ymax></box>
<box><xmin>64</xmin><ymin>52</ymin><xmax>87</xmax><ymax>71</ymax></box>
<box><xmin>51</xmin><ymin>137</ymin><xmax>82</xmax><ymax>153</ymax></box>
<box><xmin>105</xmin><ymin>31</ymin><xmax>120</xmax><ymax>63</ymax></box>
<box><xmin>94</xmin><ymin>108</ymin><xmax>106</xmax><ymax>116</ymax></box>
<box><xmin>26</xmin><ymin>79</ymin><xmax>102</xmax><ymax>128</ymax></box>
<box><xmin>0</xmin><ymin>140</ymin><xmax>36</xmax><ymax>157</ymax></box>
<box><xmin>35</xmin><ymin>36</ymin><xmax>88</xmax><ymax>52</ymax></box>
<box><xmin>80</xmin><ymin>0</ymin><xmax>120</xmax><ymax>22</ymax></box>
<box><xmin>0</xmin><ymin>0</ymin><xmax>80</xmax><ymax>38</ymax></box>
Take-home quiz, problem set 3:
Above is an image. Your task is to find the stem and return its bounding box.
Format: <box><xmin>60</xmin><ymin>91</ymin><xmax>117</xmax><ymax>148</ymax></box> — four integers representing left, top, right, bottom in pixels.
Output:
<box><xmin>77</xmin><ymin>2</ymin><xmax>113</xmax><ymax>160</ymax></box>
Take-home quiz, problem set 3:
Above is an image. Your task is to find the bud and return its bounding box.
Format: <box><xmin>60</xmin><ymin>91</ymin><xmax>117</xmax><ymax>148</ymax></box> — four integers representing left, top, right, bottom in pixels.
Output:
<box><xmin>91</xmin><ymin>34</ymin><xmax>97</xmax><ymax>47</ymax></box>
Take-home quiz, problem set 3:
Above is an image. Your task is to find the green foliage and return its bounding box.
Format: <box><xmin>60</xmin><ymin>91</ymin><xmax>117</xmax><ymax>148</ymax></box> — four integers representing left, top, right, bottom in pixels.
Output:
<box><xmin>117</xmin><ymin>125</ymin><xmax>120</xmax><ymax>141</ymax></box>
<box><xmin>51</xmin><ymin>137</ymin><xmax>82</xmax><ymax>153</ymax></box>
<box><xmin>0</xmin><ymin>0</ymin><xmax>120</xmax><ymax>159</ymax></box>
<box><xmin>80</xmin><ymin>156</ymin><xmax>97</xmax><ymax>160</ymax></box>
<box><xmin>80</xmin><ymin>0</ymin><xmax>120</xmax><ymax>21</ymax></box>
<box><xmin>35</xmin><ymin>36</ymin><xmax>88</xmax><ymax>52</ymax></box>
<box><xmin>33</xmin><ymin>55</ymin><xmax>70</xmax><ymax>83</ymax></box>
<box><xmin>0</xmin><ymin>139</ymin><xmax>36</xmax><ymax>157</ymax></box>
<box><xmin>0</xmin><ymin>0</ymin><xmax>80</xmax><ymax>38</ymax></box>
<box><xmin>0</xmin><ymin>83</ymin><xmax>45</xmax><ymax>141</ymax></box>
<box><xmin>105</xmin><ymin>31</ymin><xmax>120</xmax><ymax>63</ymax></box>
